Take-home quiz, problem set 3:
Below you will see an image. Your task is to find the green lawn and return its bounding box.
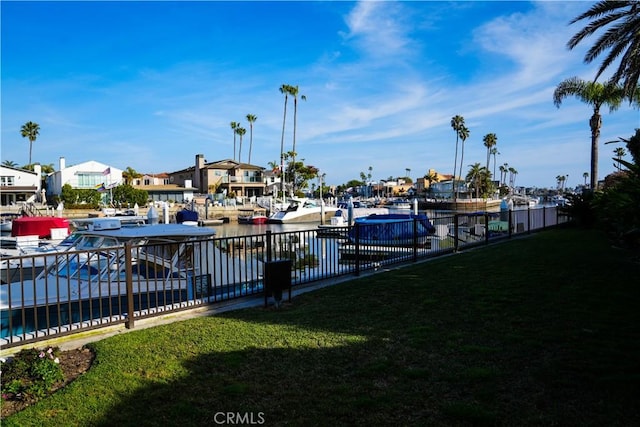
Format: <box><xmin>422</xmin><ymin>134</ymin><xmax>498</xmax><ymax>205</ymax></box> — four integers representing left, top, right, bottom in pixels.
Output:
<box><xmin>3</xmin><ymin>228</ymin><xmax>639</xmax><ymax>426</ymax></box>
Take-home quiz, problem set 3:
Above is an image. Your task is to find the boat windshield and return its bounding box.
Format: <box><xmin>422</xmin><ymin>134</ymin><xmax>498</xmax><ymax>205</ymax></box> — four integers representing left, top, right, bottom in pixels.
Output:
<box><xmin>53</xmin><ymin>251</ymin><xmax>115</xmax><ymax>281</ymax></box>
<box><xmin>75</xmin><ymin>236</ymin><xmax>120</xmax><ymax>250</ymax></box>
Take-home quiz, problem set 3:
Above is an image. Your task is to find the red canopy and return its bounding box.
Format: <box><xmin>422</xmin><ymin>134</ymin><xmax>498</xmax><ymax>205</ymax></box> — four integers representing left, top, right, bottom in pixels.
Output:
<box><xmin>11</xmin><ymin>217</ymin><xmax>70</xmax><ymax>239</ymax></box>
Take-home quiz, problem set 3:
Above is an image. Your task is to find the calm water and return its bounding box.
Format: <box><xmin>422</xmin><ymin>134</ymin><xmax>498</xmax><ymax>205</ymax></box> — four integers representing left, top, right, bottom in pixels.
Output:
<box><xmin>0</xmin><ymin>205</ymin><xmax>554</xmax><ymax>240</ymax></box>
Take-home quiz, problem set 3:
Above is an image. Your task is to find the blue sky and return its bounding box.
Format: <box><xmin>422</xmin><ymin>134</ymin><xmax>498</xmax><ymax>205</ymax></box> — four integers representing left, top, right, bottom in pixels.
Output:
<box><xmin>1</xmin><ymin>1</ymin><xmax>638</xmax><ymax>189</ymax></box>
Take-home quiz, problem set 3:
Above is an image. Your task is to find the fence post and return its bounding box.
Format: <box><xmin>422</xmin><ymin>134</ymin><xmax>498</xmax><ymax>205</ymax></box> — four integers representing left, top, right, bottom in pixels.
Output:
<box><xmin>266</xmin><ymin>230</ymin><xmax>272</xmax><ymax>262</ymax></box>
<box><xmin>542</xmin><ymin>206</ymin><xmax>546</xmax><ymax>229</ymax></box>
<box><xmin>484</xmin><ymin>212</ymin><xmax>489</xmax><ymax>244</ymax></box>
<box><xmin>454</xmin><ymin>214</ymin><xmax>460</xmax><ymax>252</ymax></box>
<box><xmin>527</xmin><ymin>206</ymin><xmax>531</xmax><ymax>234</ymax></box>
<box><xmin>508</xmin><ymin>209</ymin><xmax>513</xmax><ymax>238</ymax></box>
<box><xmin>413</xmin><ymin>218</ymin><xmax>418</xmax><ymax>262</ymax></box>
<box><xmin>125</xmin><ymin>242</ymin><xmax>135</xmax><ymax>330</ymax></box>
<box><xmin>355</xmin><ymin>223</ymin><xmax>361</xmax><ymax>276</ymax></box>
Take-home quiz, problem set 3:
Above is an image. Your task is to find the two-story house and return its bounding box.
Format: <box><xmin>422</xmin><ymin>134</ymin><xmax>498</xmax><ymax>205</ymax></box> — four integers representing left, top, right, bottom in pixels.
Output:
<box><xmin>131</xmin><ymin>173</ymin><xmax>196</xmax><ymax>204</ymax></box>
<box><xmin>0</xmin><ymin>164</ymin><xmax>42</xmax><ymax>206</ymax></box>
<box><xmin>45</xmin><ymin>157</ymin><xmax>121</xmax><ymax>200</ymax></box>
<box><xmin>170</xmin><ymin>154</ymin><xmax>266</xmax><ymax>198</ymax></box>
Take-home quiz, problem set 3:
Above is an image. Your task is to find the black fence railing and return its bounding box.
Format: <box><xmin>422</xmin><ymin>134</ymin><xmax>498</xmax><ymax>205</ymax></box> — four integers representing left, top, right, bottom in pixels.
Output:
<box><xmin>0</xmin><ymin>206</ymin><xmax>569</xmax><ymax>349</ymax></box>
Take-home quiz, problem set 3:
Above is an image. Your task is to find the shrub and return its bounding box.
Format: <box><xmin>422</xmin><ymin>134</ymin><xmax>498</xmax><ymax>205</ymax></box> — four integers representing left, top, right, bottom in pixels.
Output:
<box><xmin>1</xmin><ymin>347</ymin><xmax>64</xmax><ymax>401</ymax></box>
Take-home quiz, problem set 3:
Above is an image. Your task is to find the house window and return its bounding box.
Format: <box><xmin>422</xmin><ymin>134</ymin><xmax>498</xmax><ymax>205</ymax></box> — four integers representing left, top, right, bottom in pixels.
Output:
<box><xmin>1</xmin><ymin>176</ymin><xmax>15</xmax><ymax>186</ymax></box>
<box><xmin>144</xmin><ymin>179</ymin><xmax>151</xmax><ymax>185</ymax></box>
<box><xmin>77</xmin><ymin>173</ymin><xmax>104</xmax><ymax>188</ymax></box>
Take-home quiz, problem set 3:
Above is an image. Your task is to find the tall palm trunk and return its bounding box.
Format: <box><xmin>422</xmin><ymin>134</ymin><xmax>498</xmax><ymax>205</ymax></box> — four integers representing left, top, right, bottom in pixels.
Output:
<box><xmin>452</xmin><ymin>136</ymin><xmax>459</xmax><ymax>202</ymax></box>
<box><xmin>279</xmin><ymin>86</ymin><xmax>289</xmax><ymax>198</ymax></box>
<box><xmin>457</xmin><ymin>138</ymin><xmax>467</xmax><ymax>200</ymax></box>
<box><xmin>589</xmin><ymin>110</ymin><xmax>602</xmax><ymax>190</ymax></box>
<box><xmin>248</xmin><ymin>123</ymin><xmax>254</xmax><ymax>164</ymax></box>
<box><xmin>291</xmin><ymin>95</ymin><xmax>298</xmax><ymax>196</ymax></box>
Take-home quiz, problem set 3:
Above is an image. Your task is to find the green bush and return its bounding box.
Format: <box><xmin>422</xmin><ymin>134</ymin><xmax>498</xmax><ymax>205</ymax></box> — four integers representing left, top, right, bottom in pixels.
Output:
<box><xmin>1</xmin><ymin>347</ymin><xmax>64</xmax><ymax>401</ymax></box>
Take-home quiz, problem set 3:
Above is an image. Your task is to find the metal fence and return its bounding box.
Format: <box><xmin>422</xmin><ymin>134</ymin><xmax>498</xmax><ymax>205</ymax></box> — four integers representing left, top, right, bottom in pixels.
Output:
<box><xmin>0</xmin><ymin>205</ymin><xmax>569</xmax><ymax>349</ymax></box>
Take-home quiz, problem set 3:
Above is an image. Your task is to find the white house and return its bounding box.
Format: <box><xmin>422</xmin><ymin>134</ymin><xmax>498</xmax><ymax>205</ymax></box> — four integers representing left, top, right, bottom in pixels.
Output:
<box><xmin>45</xmin><ymin>157</ymin><xmax>122</xmax><ymax>199</ymax></box>
<box><xmin>0</xmin><ymin>164</ymin><xmax>42</xmax><ymax>206</ymax></box>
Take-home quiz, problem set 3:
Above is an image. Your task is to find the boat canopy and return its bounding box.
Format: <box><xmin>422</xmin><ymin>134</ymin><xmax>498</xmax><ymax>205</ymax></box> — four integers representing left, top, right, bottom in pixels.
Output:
<box><xmin>348</xmin><ymin>213</ymin><xmax>435</xmax><ymax>244</ymax></box>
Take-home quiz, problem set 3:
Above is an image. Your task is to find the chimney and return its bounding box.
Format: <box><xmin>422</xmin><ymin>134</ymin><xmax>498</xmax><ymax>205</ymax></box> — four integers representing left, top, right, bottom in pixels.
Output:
<box><xmin>194</xmin><ymin>154</ymin><xmax>204</xmax><ymax>192</ymax></box>
<box><xmin>59</xmin><ymin>157</ymin><xmax>66</xmax><ymax>170</ymax></box>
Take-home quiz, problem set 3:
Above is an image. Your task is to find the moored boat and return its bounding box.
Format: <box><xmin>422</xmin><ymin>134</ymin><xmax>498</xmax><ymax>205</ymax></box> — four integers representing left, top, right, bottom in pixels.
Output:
<box><xmin>338</xmin><ymin>213</ymin><xmax>437</xmax><ymax>263</ymax></box>
<box><xmin>0</xmin><ymin>213</ymin><xmax>18</xmax><ymax>233</ymax></box>
<box><xmin>11</xmin><ymin>216</ymin><xmax>70</xmax><ymax>239</ymax></box>
<box><xmin>346</xmin><ymin>213</ymin><xmax>436</xmax><ymax>246</ymax></box>
<box><xmin>237</xmin><ymin>208</ymin><xmax>268</xmax><ymax>225</ymax></box>
<box><xmin>267</xmin><ymin>198</ymin><xmax>338</xmax><ymax>224</ymax></box>
<box><xmin>1</xmin><ymin>218</ymin><xmax>263</xmax><ymax>339</ymax></box>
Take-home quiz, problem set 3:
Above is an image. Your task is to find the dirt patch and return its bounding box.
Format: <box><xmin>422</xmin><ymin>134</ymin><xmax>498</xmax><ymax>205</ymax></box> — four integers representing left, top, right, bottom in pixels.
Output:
<box><xmin>1</xmin><ymin>347</ymin><xmax>94</xmax><ymax>419</ymax></box>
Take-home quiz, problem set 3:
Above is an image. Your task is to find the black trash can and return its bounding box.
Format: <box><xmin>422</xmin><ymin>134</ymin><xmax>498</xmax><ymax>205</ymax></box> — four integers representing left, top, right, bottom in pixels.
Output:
<box><xmin>264</xmin><ymin>260</ymin><xmax>292</xmax><ymax>308</ymax></box>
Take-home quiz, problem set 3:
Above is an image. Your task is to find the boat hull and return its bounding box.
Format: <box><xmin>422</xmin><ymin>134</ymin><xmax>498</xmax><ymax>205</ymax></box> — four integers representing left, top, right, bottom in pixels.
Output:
<box><xmin>267</xmin><ymin>210</ymin><xmax>337</xmax><ymax>223</ymax></box>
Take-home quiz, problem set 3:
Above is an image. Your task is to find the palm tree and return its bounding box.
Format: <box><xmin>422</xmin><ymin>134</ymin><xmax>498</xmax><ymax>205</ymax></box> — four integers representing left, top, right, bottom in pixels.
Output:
<box><xmin>456</xmin><ymin>125</ymin><xmax>470</xmax><ymax>200</ymax></box>
<box><xmin>553</xmin><ymin>77</ymin><xmax>632</xmax><ymax>190</ymax></box>
<box><xmin>508</xmin><ymin>167</ymin><xmax>518</xmax><ymax>189</ymax></box>
<box><xmin>483</xmin><ymin>133</ymin><xmax>497</xmax><ymax>172</ymax></box>
<box><xmin>230</xmin><ymin>121</ymin><xmax>240</xmax><ymax>161</ymax></box>
<box><xmin>567</xmin><ymin>1</ymin><xmax>640</xmax><ymax>100</ymax></box>
<box><xmin>20</xmin><ymin>121</ymin><xmax>40</xmax><ymax>165</ymax></box>
<box><xmin>122</xmin><ymin>166</ymin><xmax>142</xmax><ymax>185</ymax></box>
<box><xmin>287</xmin><ymin>85</ymin><xmax>306</xmax><ymax>193</ymax></box>
<box><xmin>490</xmin><ymin>147</ymin><xmax>500</xmax><ymax>179</ymax></box>
<box><xmin>246</xmin><ymin>114</ymin><xmax>257</xmax><ymax>164</ymax></box>
<box><xmin>235</xmin><ymin>127</ymin><xmax>246</xmax><ymax>163</ymax></box>
<box><xmin>466</xmin><ymin>162</ymin><xmax>486</xmax><ymax>199</ymax></box>
<box><xmin>2</xmin><ymin>160</ymin><xmax>18</xmax><ymax>167</ymax></box>
<box><xmin>560</xmin><ymin>174</ymin><xmax>568</xmax><ymax>191</ymax></box>
<box><xmin>450</xmin><ymin>115</ymin><xmax>465</xmax><ymax>201</ymax></box>
<box><xmin>279</xmin><ymin>84</ymin><xmax>292</xmax><ymax>197</ymax></box>
<box><xmin>499</xmin><ymin>163</ymin><xmax>509</xmax><ymax>187</ymax></box>
<box><xmin>424</xmin><ymin>170</ymin><xmax>439</xmax><ymax>198</ymax></box>
<box><xmin>288</xmin><ymin>85</ymin><xmax>306</xmax><ymax>157</ymax></box>
<box><xmin>614</xmin><ymin>146</ymin><xmax>627</xmax><ymax>169</ymax></box>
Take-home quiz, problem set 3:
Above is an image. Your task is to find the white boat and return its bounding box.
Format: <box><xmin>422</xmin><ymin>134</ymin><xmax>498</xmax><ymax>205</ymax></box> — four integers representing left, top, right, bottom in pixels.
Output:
<box><xmin>1</xmin><ymin>219</ymin><xmax>263</xmax><ymax>339</ymax></box>
<box><xmin>0</xmin><ymin>232</ymin><xmax>80</xmax><ymax>284</ymax></box>
<box><xmin>0</xmin><ymin>213</ymin><xmax>16</xmax><ymax>232</ymax></box>
<box><xmin>267</xmin><ymin>198</ymin><xmax>338</xmax><ymax>224</ymax></box>
<box><xmin>510</xmin><ymin>195</ymin><xmax>539</xmax><ymax>207</ymax></box>
<box><xmin>551</xmin><ymin>195</ymin><xmax>570</xmax><ymax>207</ymax></box>
<box><xmin>0</xmin><ymin>217</ymin><xmax>147</xmax><ymax>284</ymax></box>
<box><xmin>389</xmin><ymin>199</ymin><xmax>412</xmax><ymax>210</ymax></box>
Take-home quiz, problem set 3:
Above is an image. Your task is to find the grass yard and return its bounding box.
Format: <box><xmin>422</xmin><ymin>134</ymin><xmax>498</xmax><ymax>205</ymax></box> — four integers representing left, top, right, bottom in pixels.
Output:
<box><xmin>3</xmin><ymin>228</ymin><xmax>639</xmax><ymax>426</ymax></box>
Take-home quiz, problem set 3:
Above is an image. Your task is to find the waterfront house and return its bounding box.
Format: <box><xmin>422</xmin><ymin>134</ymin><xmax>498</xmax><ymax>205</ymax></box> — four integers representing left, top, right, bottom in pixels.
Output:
<box><xmin>0</xmin><ymin>164</ymin><xmax>42</xmax><ymax>206</ymax></box>
<box><xmin>170</xmin><ymin>155</ymin><xmax>266</xmax><ymax>198</ymax></box>
<box><xmin>44</xmin><ymin>157</ymin><xmax>121</xmax><ymax>202</ymax></box>
<box><xmin>131</xmin><ymin>173</ymin><xmax>196</xmax><ymax>204</ymax></box>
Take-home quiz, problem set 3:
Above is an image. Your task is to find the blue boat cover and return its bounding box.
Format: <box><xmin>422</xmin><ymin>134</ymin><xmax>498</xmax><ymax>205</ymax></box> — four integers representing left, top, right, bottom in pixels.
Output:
<box><xmin>176</xmin><ymin>209</ymin><xmax>198</xmax><ymax>223</ymax></box>
<box><xmin>348</xmin><ymin>213</ymin><xmax>435</xmax><ymax>244</ymax></box>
